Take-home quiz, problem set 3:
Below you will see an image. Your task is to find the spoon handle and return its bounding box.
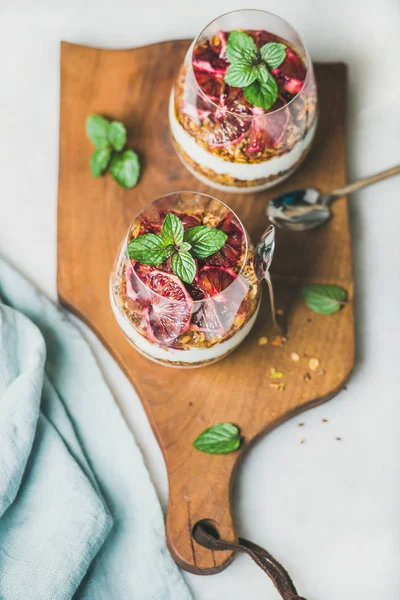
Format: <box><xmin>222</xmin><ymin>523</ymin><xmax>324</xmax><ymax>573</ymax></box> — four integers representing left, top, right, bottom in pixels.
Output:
<box><xmin>330</xmin><ymin>163</ymin><xmax>400</xmax><ymax>198</ymax></box>
<box><xmin>264</xmin><ymin>273</ymin><xmax>283</xmax><ymax>333</ymax></box>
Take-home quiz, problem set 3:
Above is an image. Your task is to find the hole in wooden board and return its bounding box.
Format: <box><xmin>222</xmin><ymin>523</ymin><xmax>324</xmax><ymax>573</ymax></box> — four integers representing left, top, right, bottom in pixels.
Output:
<box><xmin>192</xmin><ymin>519</ymin><xmax>220</xmax><ymax>548</ymax></box>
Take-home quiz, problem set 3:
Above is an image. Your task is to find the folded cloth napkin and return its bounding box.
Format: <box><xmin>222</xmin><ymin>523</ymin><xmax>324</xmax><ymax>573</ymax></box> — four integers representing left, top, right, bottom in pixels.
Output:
<box><xmin>0</xmin><ymin>257</ymin><xmax>192</xmax><ymax>600</ymax></box>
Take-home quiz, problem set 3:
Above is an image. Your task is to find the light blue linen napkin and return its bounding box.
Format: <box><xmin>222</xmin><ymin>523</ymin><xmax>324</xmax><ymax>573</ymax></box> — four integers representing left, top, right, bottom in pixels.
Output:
<box><xmin>0</xmin><ymin>257</ymin><xmax>192</xmax><ymax>600</ymax></box>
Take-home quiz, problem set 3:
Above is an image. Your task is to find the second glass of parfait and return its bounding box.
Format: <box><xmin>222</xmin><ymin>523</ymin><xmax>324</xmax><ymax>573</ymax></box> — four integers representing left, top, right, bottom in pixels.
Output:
<box><xmin>169</xmin><ymin>9</ymin><xmax>318</xmax><ymax>193</ymax></box>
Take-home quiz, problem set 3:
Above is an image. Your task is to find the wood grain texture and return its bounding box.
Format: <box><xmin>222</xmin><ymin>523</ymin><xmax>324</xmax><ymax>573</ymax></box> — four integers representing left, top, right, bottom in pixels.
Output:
<box><xmin>58</xmin><ymin>41</ymin><xmax>354</xmax><ymax>575</ymax></box>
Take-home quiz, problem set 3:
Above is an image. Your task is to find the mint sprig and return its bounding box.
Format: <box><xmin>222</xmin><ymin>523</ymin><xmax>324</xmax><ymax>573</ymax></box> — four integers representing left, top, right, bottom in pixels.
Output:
<box><xmin>244</xmin><ymin>76</ymin><xmax>278</xmax><ymax>110</ymax></box>
<box><xmin>224</xmin><ymin>32</ymin><xmax>287</xmax><ymax>110</ymax></box>
<box><xmin>162</xmin><ymin>212</ymin><xmax>184</xmax><ymax>246</ymax></box>
<box><xmin>302</xmin><ymin>284</ymin><xmax>347</xmax><ymax>315</ymax></box>
<box><xmin>128</xmin><ymin>212</ymin><xmax>227</xmax><ymax>284</ymax></box>
<box><xmin>86</xmin><ymin>114</ymin><xmax>140</xmax><ymax>189</ymax></box>
<box><xmin>193</xmin><ymin>423</ymin><xmax>242</xmax><ymax>454</ymax></box>
<box><xmin>184</xmin><ymin>226</ymin><xmax>227</xmax><ymax>259</ymax></box>
<box><xmin>226</xmin><ymin>31</ymin><xmax>258</xmax><ymax>64</ymax></box>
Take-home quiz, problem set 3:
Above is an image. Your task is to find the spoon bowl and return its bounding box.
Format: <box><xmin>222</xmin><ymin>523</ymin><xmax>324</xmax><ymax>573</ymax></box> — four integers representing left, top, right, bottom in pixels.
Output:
<box><xmin>267</xmin><ymin>163</ymin><xmax>400</xmax><ymax>232</ymax></box>
<box><xmin>268</xmin><ymin>188</ymin><xmax>331</xmax><ymax>231</ymax></box>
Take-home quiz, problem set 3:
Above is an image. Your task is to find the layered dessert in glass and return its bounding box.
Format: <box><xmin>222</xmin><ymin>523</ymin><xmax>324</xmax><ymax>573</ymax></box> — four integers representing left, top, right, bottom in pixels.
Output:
<box><xmin>110</xmin><ymin>192</ymin><xmax>261</xmax><ymax>367</ymax></box>
<box><xmin>169</xmin><ymin>9</ymin><xmax>318</xmax><ymax>193</ymax></box>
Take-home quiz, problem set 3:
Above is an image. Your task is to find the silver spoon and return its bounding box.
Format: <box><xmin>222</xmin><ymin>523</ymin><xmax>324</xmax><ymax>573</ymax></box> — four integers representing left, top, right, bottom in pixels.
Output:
<box><xmin>254</xmin><ymin>224</ymin><xmax>282</xmax><ymax>332</ymax></box>
<box><xmin>267</xmin><ymin>164</ymin><xmax>400</xmax><ymax>232</ymax></box>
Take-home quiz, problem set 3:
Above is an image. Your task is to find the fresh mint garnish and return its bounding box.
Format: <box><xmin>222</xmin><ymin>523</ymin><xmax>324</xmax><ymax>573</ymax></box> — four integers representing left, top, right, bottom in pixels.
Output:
<box><xmin>260</xmin><ymin>42</ymin><xmax>287</xmax><ymax>69</ymax></box>
<box><xmin>244</xmin><ymin>77</ymin><xmax>278</xmax><ymax>110</ymax></box>
<box><xmin>162</xmin><ymin>212</ymin><xmax>184</xmax><ymax>246</ymax></box>
<box><xmin>109</xmin><ymin>150</ymin><xmax>140</xmax><ymax>189</ymax></box>
<box><xmin>226</xmin><ymin>31</ymin><xmax>258</xmax><ymax>63</ymax></box>
<box><xmin>302</xmin><ymin>284</ymin><xmax>347</xmax><ymax>315</ymax></box>
<box><xmin>128</xmin><ymin>234</ymin><xmax>173</xmax><ymax>266</ymax></box>
<box><xmin>254</xmin><ymin>63</ymin><xmax>270</xmax><ymax>85</ymax></box>
<box><xmin>224</xmin><ymin>61</ymin><xmax>257</xmax><ymax>88</ymax></box>
<box><xmin>128</xmin><ymin>212</ymin><xmax>227</xmax><ymax>284</ymax></box>
<box><xmin>90</xmin><ymin>147</ymin><xmax>112</xmax><ymax>178</ymax></box>
<box><xmin>171</xmin><ymin>251</ymin><xmax>197</xmax><ymax>284</ymax></box>
<box><xmin>86</xmin><ymin>115</ymin><xmax>110</xmax><ymax>148</ymax></box>
<box><xmin>224</xmin><ymin>31</ymin><xmax>287</xmax><ymax>110</ymax></box>
<box><xmin>86</xmin><ymin>114</ymin><xmax>140</xmax><ymax>189</ymax></box>
<box><xmin>184</xmin><ymin>225</ymin><xmax>227</xmax><ymax>259</ymax></box>
<box><xmin>108</xmin><ymin>121</ymin><xmax>127</xmax><ymax>151</ymax></box>
<box><xmin>193</xmin><ymin>423</ymin><xmax>241</xmax><ymax>454</ymax></box>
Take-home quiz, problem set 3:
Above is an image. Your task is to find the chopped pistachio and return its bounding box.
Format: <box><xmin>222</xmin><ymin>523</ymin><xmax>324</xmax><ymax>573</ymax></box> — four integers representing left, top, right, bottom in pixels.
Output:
<box><xmin>309</xmin><ymin>357</ymin><xmax>320</xmax><ymax>371</ymax></box>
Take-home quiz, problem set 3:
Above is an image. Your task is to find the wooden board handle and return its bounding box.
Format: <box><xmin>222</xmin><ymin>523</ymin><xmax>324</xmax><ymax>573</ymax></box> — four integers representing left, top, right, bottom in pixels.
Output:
<box><xmin>166</xmin><ymin>451</ymin><xmax>237</xmax><ymax>573</ymax></box>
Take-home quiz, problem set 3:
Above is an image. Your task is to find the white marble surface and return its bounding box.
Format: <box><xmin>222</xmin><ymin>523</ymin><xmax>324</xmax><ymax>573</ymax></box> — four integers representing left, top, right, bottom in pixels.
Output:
<box><xmin>1</xmin><ymin>1</ymin><xmax>400</xmax><ymax>598</ymax></box>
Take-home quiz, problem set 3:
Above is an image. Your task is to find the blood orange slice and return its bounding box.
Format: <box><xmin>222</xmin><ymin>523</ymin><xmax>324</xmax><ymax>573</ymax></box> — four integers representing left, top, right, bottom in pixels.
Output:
<box><xmin>188</xmin><ymin>266</ymin><xmax>236</xmax><ymax>335</ymax></box>
<box><xmin>191</xmin><ymin>300</ymin><xmax>225</xmax><ymax>335</ymax></box>
<box><xmin>207</xmin><ymin>214</ymin><xmax>243</xmax><ymax>268</ymax></box>
<box><xmin>188</xmin><ymin>266</ymin><xmax>249</xmax><ymax>335</ymax></box>
<box><xmin>188</xmin><ymin>265</ymin><xmax>237</xmax><ymax>299</ymax></box>
<box><xmin>134</xmin><ymin>264</ymin><xmax>193</xmax><ymax>344</ymax></box>
<box><xmin>271</xmin><ymin>48</ymin><xmax>306</xmax><ymax>97</ymax></box>
<box><xmin>194</xmin><ymin>70</ymin><xmax>227</xmax><ymax>102</ymax></box>
<box><xmin>279</xmin><ymin>48</ymin><xmax>307</xmax><ymax>81</ymax></box>
<box><xmin>137</xmin><ymin>218</ymin><xmax>162</xmax><ymax>235</ymax></box>
<box><xmin>192</xmin><ymin>43</ymin><xmax>228</xmax><ymax>77</ymax></box>
<box><xmin>247</xmin><ymin>105</ymin><xmax>289</xmax><ymax>153</ymax></box>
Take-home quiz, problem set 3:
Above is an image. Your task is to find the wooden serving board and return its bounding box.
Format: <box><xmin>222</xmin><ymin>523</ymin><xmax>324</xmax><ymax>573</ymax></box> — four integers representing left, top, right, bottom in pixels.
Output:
<box><xmin>58</xmin><ymin>41</ymin><xmax>354</xmax><ymax>575</ymax></box>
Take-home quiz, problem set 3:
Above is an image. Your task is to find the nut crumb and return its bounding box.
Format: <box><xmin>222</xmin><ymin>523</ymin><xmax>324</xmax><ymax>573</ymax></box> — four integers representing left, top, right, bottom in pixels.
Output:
<box><xmin>181</xmin><ymin>335</ymin><xmax>191</xmax><ymax>344</ymax></box>
<box><xmin>269</xmin><ymin>367</ymin><xmax>283</xmax><ymax>379</ymax></box>
<box><xmin>270</xmin><ymin>382</ymin><xmax>285</xmax><ymax>391</ymax></box>
<box><xmin>276</xmin><ymin>308</ymin><xmax>284</xmax><ymax>316</ymax></box>
<box><xmin>304</xmin><ymin>373</ymin><xmax>311</xmax><ymax>382</ymax></box>
<box><xmin>272</xmin><ymin>335</ymin><xmax>288</xmax><ymax>347</ymax></box>
<box><xmin>322</xmin><ymin>418</ymin><xmax>328</xmax><ymax>423</ymax></box>
<box><xmin>309</xmin><ymin>357</ymin><xmax>320</xmax><ymax>371</ymax></box>
<box><xmin>316</xmin><ymin>369</ymin><xmax>325</xmax><ymax>376</ymax></box>
<box><xmin>258</xmin><ymin>336</ymin><xmax>268</xmax><ymax>346</ymax></box>
<box><xmin>298</xmin><ymin>423</ymin><xmax>305</xmax><ymax>427</ymax></box>
<box><xmin>300</xmin><ymin>439</ymin><xmax>306</xmax><ymax>444</ymax></box>
<box><xmin>336</xmin><ymin>437</ymin><xmax>342</xmax><ymax>441</ymax></box>
<box><xmin>291</xmin><ymin>352</ymin><xmax>300</xmax><ymax>362</ymax></box>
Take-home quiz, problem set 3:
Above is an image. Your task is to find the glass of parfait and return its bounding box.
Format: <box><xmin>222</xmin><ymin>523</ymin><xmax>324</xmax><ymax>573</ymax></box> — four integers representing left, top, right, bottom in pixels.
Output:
<box><xmin>110</xmin><ymin>191</ymin><xmax>261</xmax><ymax>368</ymax></box>
<box><xmin>169</xmin><ymin>9</ymin><xmax>318</xmax><ymax>193</ymax></box>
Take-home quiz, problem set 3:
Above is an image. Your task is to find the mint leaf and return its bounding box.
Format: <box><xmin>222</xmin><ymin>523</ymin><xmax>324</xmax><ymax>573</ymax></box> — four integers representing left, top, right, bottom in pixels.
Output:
<box><xmin>302</xmin><ymin>284</ymin><xmax>347</xmax><ymax>315</ymax></box>
<box><xmin>260</xmin><ymin>42</ymin><xmax>287</xmax><ymax>69</ymax></box>
<box><xmin>254</xmin><ymin>62</ymin><xmax>270</xmax><ymax>85</ymax></box>
<box><xmin>90</xmin><ymin>147</ymin><xmax>112</xmax><ymax>178</ymax></box>
<box><xmin>179</xmin><ymin>241</ymin><xmax>192</xmax><ymax>252</ymax></box>
<box><xmin>162</xmin><ymin>212</ymin><xmax>184</xmax><ymax>246</ymax></box>
<box><xmin>243</xmin><ymin>75</ymin><xmax>278</xmax><ymax>110</ymax></box>
<box><xmin>128</xmin><ymin>234</ymin><xmax>173</xmax><ymax>266</ymax></box>
<box><xmin>108</xmin><ymin>121</ymin><xmax>127</xmax><ymax>151</ymax></box>
<box><xmin>184</xmin><ymin>226</ymin><xmax>227</xmax><ymax>259</ymax></box>
<box><xmin>224</xmin><ymin>61</ymin><xmax>257</xmax><ymax>88</ymax></box>
<box><xmin>109</xmin><ymin>150</ymin><xmax>140</xmax><ymax>189</ymax></box>
<box><xmin>226</xmin><ymin>31</ymin><xmax>258</xmax><ymax>64</ymax></box>
<box><xmin>171</xmin><ymin>251</ymin><xmax>196</xmax><ymax>284</ymax></box>
<box><xmin>193</xmin><ymin>423</ymin><xmax>241</xmax><ymax>454</ymax></box>
<box><xmin>86</xmin><ymin>115</ymin><xmax>110</xmax><ymax>147</ymax></box>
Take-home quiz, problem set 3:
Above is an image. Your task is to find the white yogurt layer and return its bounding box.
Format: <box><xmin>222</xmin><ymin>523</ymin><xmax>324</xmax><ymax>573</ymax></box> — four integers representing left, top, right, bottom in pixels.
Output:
<box><xmin>169</xmin><ymin>92</ymin><xmax>317</xmax><ymax>192</ymax></box>
<box><xmin>111</xmin><ymin>285</ymin><xmax>260</xmax><ymax>367</ymax></box>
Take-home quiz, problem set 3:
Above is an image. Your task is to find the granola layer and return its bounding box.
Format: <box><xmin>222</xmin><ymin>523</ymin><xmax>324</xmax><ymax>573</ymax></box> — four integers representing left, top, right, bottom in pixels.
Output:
<box><xmin>172</xmin><ymin>133</ymin><xmax>313</xmax><ymax>189</ymax></box>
